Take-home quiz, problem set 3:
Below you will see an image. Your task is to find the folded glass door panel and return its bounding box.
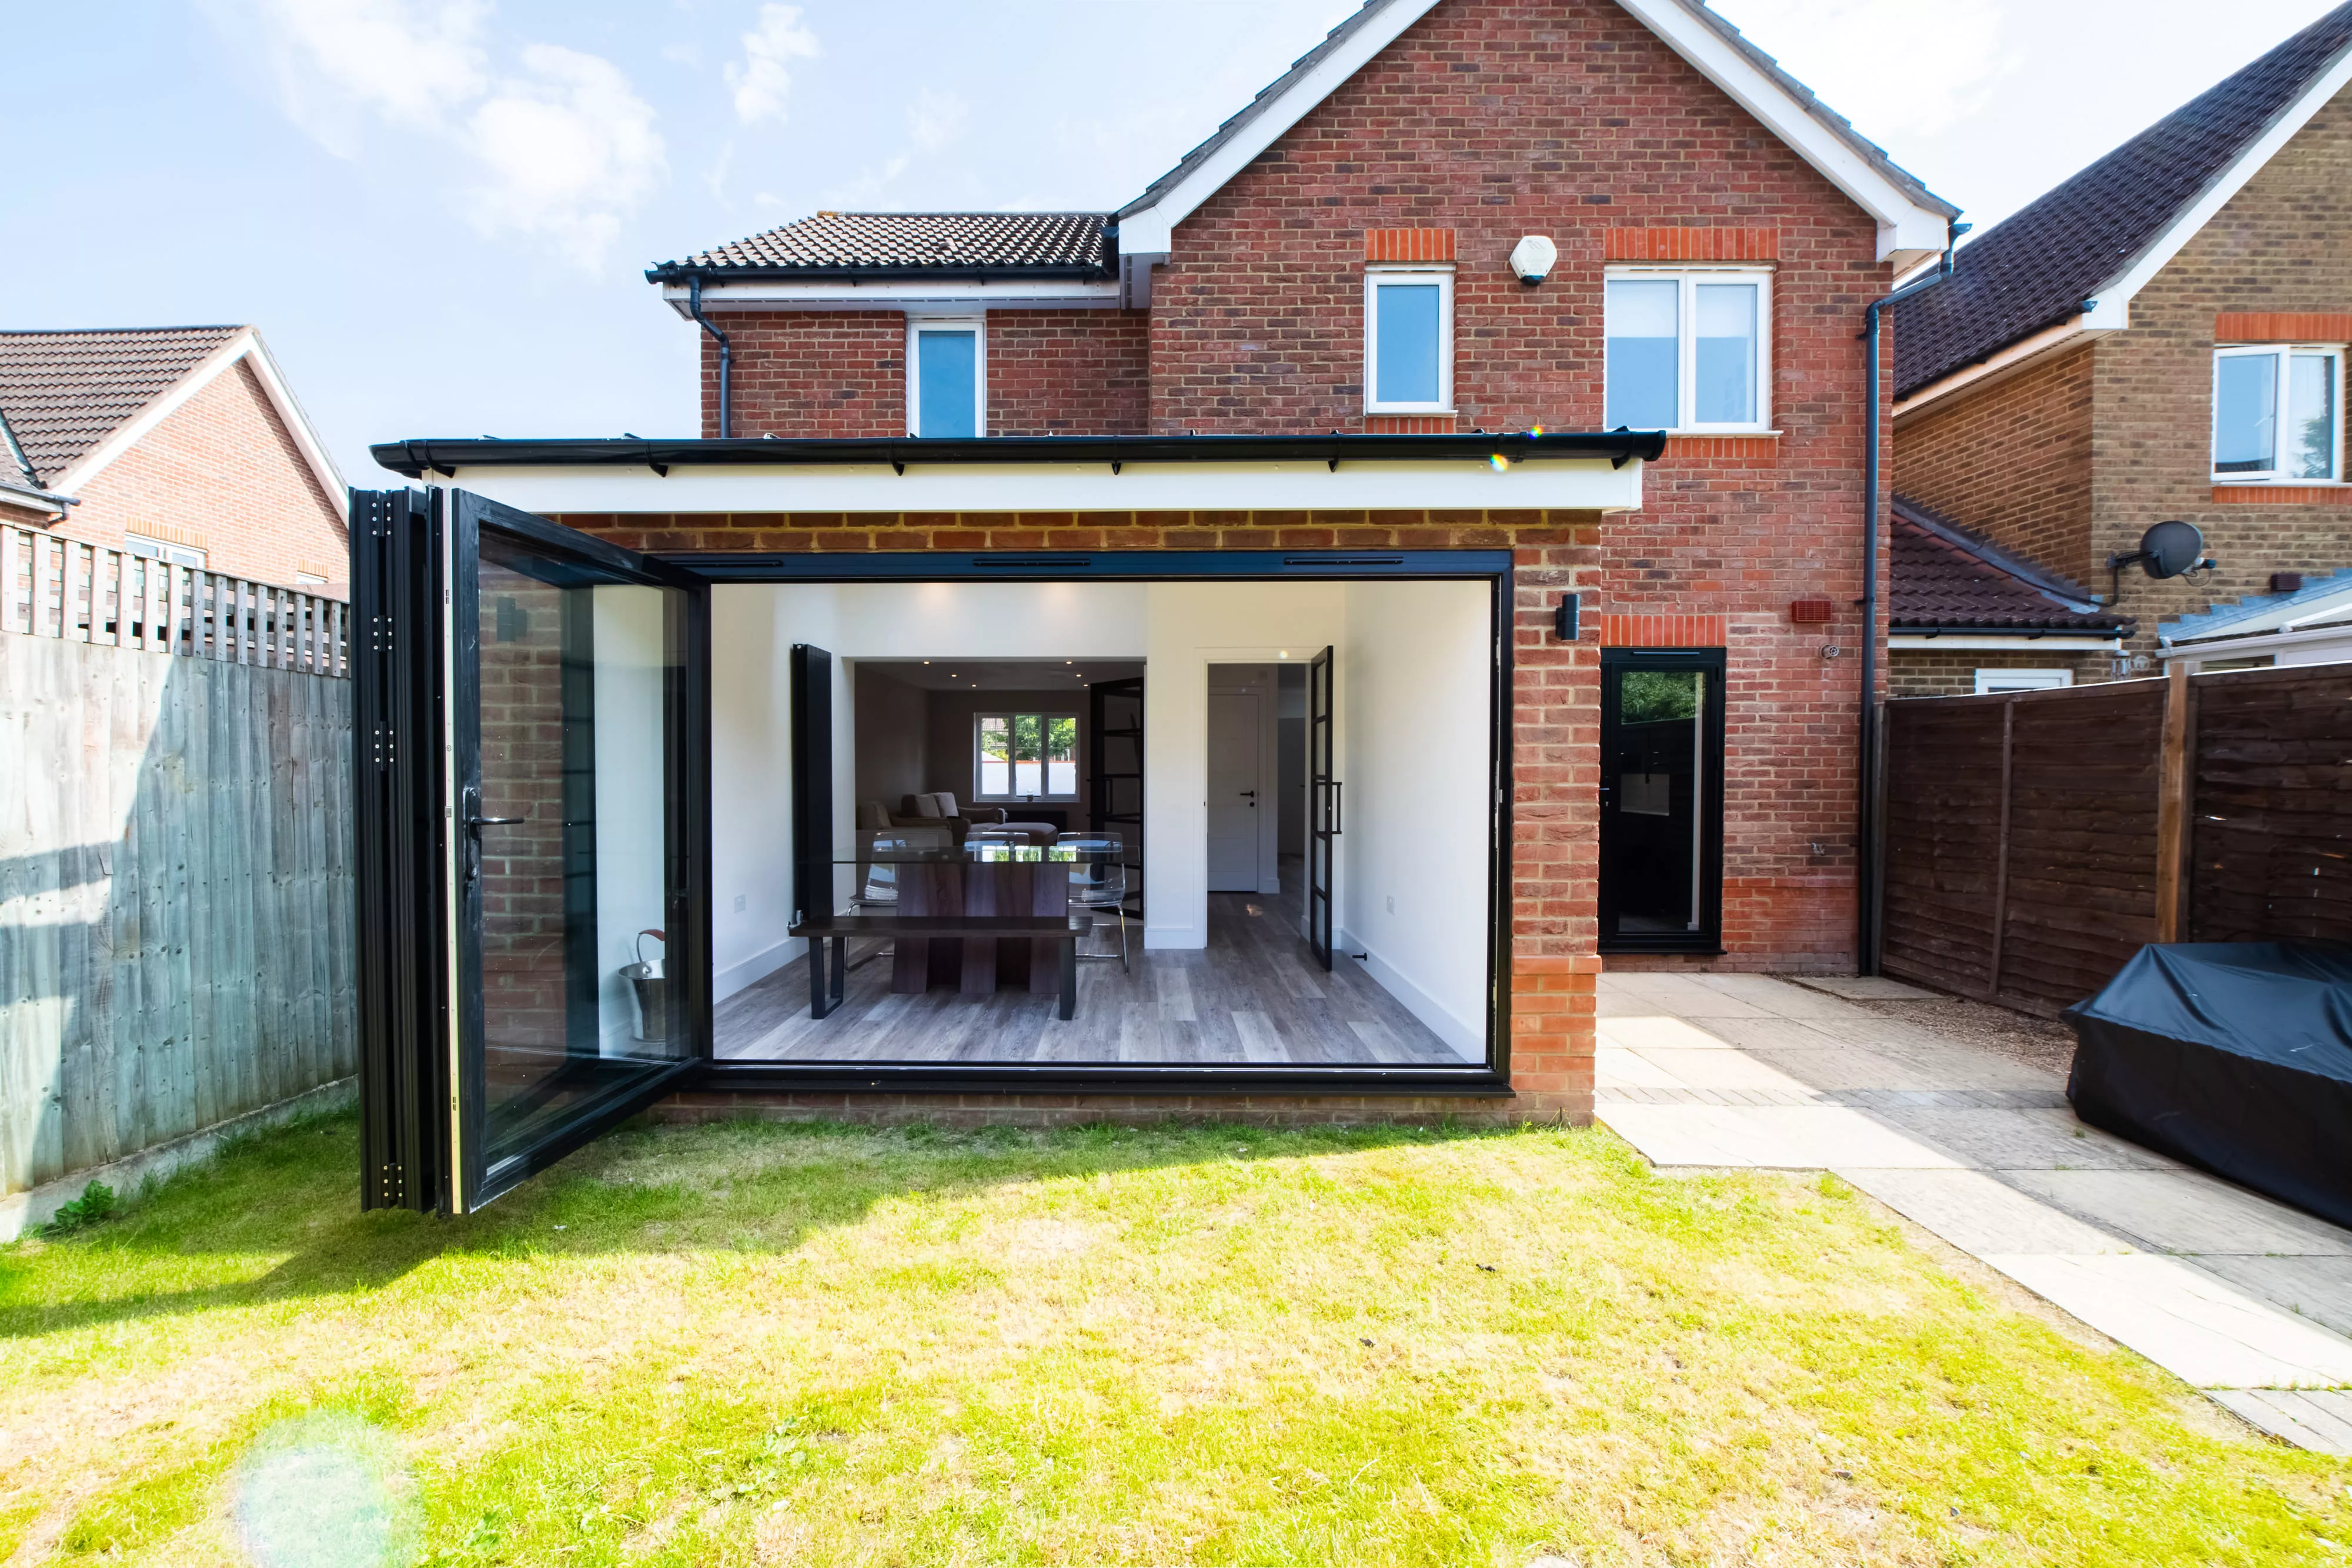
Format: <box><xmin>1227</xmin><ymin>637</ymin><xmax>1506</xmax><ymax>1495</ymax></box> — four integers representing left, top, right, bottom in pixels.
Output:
<box><xmin>353</xmin><ymin>486</ymin><xmax>709</xmax><ymax>1215</ymax></box>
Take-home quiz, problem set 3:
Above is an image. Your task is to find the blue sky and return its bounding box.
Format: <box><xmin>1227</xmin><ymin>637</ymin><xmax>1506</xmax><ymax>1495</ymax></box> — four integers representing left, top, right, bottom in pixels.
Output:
<box><xmin>6</xmin><ymin>0</ymin><xmax>2338</xmax><ymax>487</ymax></box>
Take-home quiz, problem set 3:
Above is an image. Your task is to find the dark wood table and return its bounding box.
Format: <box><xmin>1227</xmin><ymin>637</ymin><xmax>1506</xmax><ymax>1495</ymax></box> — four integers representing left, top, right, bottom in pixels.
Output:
<box><xmin>788</xmin><ymin>912</ymin><xmax>1079</xmax><ymax>1021</ymax></box>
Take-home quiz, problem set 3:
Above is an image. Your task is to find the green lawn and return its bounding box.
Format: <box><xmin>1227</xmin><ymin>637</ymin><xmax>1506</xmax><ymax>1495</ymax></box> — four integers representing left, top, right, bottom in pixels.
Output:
<box><xmin>1</xmin><ymin>1112</ymin><xmax>2345</xmax><ymax>1566</ymax></box>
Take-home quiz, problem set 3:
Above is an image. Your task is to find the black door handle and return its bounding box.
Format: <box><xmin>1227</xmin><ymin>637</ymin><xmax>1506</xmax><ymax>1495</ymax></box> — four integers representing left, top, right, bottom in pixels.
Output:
<box><xmin>467</xmin><ymin>815</ymin><xmax>524</xmax><ymax>828</ymax></box>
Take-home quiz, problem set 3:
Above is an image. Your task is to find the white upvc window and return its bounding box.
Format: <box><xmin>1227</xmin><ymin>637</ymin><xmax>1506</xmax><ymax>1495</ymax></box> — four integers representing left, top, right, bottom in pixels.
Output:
<box><xmin>1603</xmin><ymin>268</ymin><xmax>1773</xmax><ymax>433</ymax></box>
<box><xmin>1973</xmin><ymin>667</ymin><xmax>2073</xmax><ymax>694</ymax></box>
<box><xmin>123</xmin><ymin>531</ymin><xmax>206</xmax><ymax>569</ymax></box>
<box><xmin>2213</xmin><ymin>343</ymin><xmax>2341</xmax><ymax>482</ymax></box>
<box><xmin>1363</xmin><ymin>265</ymin><xmax>1454</xmax><ymax>414</ymax></box>
<box><xmin>974</xmin><ymin>711</ymin><xmax>1079</xmax><ymax>802</ymax></box>
<box><xmin>907</xmin><ymin>315</ymin><xmax>985</xmax><ymax>437</ymax></box>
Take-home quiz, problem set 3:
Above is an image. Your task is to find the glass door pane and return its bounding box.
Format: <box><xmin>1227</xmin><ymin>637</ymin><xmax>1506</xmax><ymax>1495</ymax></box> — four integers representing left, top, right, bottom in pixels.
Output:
<box><xmin>456</xmin><ymin>493</ymin><xmax>703</xmax><ymax>1209</ymax></box>
<box><xmin>1599</xmin><ymin>650</ymin><xmax>1723</xmax><ymax>952</ymax></box>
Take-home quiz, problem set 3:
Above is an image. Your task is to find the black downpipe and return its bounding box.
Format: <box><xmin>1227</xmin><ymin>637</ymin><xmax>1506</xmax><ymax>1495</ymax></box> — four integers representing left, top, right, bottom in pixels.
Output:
<box><xmin>687</xmin><ymin>273</ymin><xmax>733</xmax><ymax>439</ymax></box>
<box><xmin>1857</xmin><ymin>225</ymin><xmax>1963</xmax><ymax>974</ymax></box>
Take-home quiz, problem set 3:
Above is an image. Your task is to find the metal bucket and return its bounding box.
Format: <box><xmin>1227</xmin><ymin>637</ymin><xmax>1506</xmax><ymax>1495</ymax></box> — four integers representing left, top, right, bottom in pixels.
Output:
<box><xmin>622</xmin><ymin>928</ymin><xmax>667</xmax><ymax>1044</ymax></box>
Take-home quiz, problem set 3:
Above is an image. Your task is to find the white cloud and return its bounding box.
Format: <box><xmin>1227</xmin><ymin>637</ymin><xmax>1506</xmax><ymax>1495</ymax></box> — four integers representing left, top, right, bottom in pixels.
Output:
<box><xmin>726</xmin><ymin>4</ymin><xmax>820</xmax><ymax>127</ymax></box>
<box><xmin>907</xmin><ymin>88</ymin><xmax>968</xmax><ymax>155</ymax></box>
<box><xmin>463</xmin><ymin>45</ymin><xmax>668</xmax><ymax>266</ymax></box>
<box><xmin>212</xmin><ymin>0</ymin><xmax>666</xmax><ymax>271</ymax></box>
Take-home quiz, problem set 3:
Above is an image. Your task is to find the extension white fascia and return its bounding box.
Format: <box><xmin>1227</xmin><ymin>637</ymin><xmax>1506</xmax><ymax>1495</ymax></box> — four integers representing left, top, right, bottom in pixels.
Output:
<box><xmin>1117</xmin><ymin>0</ymin><xmax>1953</xmax><ymax>268</ymax></box>
<box><xmin>666</xmin><ymin>278</ymin><xmax>1123</xmax><ymax>313</ymax></box>
<box><xmin>46</xmin><ymin>327</ymin><xmax>348</xmax><ymax>505</ymax></box>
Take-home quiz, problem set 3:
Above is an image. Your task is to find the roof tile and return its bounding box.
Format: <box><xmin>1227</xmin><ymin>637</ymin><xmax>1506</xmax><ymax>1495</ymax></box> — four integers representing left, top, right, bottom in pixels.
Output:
<box><xmin>1894</xmin><ymin>3</ymin><xmax>2352</xmax><ymax>399</ymax></box>
<box><xmin>0</xmin><ymin>326</ymin><xmax>243</xmax><ymax>484</ymax></box>
<box><xmin>656</xmin><ymin>212</ymin><xmax>1111</xmax><ymax>276</ymax></box>
<box><xmin>1891</xmin><ymin>497</ymin><xmax>2132</xmax><ymax>634</ymax></box>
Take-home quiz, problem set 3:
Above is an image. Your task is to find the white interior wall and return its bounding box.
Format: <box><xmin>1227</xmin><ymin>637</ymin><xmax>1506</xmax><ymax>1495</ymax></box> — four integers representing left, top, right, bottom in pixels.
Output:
<box><xmin>1205</xmin><ymin>663</ymin><xmax>1282</xmax><ymax>894</ymax></box>
<box><xmin>591</xmin><ymin>584</ymin><xmax>673</xmax><ymax>1049</ymax></box>
<box><xmin>1143</xmin><ymin>582</ymin><xmax>1345</xmax><ymax>948</ymax></box>
<box><xmin>1338</xmin><ymin>579</ymin><xmax>1492</xmax><ymax>1060</ymax></box>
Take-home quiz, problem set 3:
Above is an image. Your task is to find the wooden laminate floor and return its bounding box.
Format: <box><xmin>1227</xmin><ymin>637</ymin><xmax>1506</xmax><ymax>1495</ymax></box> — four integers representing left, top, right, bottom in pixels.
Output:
<box><xmin>714</xmin><ymin>872</ymin><xmax>1475</xmax><ymax>1066</ymax></box>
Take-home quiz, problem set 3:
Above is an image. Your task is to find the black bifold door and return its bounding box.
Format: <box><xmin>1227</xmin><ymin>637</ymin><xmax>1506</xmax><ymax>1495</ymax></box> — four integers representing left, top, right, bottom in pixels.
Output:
<box><xmin>354</xmin><ymin>488</ymin><xmax>709</xmax><ymax>1214</ymax></box>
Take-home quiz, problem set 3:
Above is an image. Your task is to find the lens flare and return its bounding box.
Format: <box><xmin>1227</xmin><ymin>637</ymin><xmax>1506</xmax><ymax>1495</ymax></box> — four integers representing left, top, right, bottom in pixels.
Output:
<box><xmin>232</xmin><ymin>1413</ymin><xmax>419</xmax><ymax>1568</ymax></box>
<box><xmin>1488</xmin><ymin>453</ymin><xmax>1511</xmax><ymax>472</ymax></box>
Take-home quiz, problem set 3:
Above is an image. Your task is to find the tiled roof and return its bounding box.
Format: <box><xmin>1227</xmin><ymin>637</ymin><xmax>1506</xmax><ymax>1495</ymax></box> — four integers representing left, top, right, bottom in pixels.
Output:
<box><xmin>1891</xmin><ymin>497</ymin><xmax>2132</xmax><ymax>634</ymax></box>
<box><xmin>2161</xmin><ymin>566</ymin><xmax>2352</xmax><ymax>644</ymax></box>
<box><xmin>1893</xmin><ymin>3</ymin><xmax>2352</xmax><ymax>399</ymax></box>
<box><xmin>0</xmin><ymin>326</ymin><xmax>243</xmax><ymax>484</ymax></box>
<box><xmin>652</xmin><ymin>212</ymin><xmax>1112</xmax><ymax>277</ymax></box>
<box><xmin>1115</xmin><ymin>0</ymin><xmax>1955</xmax><ymax>223</ymax></box>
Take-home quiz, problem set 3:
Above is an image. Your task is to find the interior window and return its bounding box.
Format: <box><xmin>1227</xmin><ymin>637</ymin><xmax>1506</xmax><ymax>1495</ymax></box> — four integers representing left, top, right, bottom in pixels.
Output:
<box><xmin>2214</xmin><ymin>346</ymin><xmax>2339</xmax><ymax>480</ymax></box>
<box><xmin>1605</xmin><ymin>270</ymin><xmax>1770</xmax><ymax>432</ymax></box>
<box><xmin>913</xmin><ymin>325</ymin><xmax>980</xmax><ymax>437</ymax></box>
<box><xmin>975</xmin><ymin>711</ymin><xmax>1078</xmax><ymax>801</ymax></box>
<box><xmin>1364</xmin><ymin>270</ymin><xmax>1451</xmax><ymax>411</ymax></box>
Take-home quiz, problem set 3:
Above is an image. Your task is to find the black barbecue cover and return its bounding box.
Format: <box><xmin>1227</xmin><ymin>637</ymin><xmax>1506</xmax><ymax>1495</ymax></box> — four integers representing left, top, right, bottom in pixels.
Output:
<box><xmin>2064</xmin><ymin>942</ymin><xmax>2352</xmax><ymax>1231</ymax></box>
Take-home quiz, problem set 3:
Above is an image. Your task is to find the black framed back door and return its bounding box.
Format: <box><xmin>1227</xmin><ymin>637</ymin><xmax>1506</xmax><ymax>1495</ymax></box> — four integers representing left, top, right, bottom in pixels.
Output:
<box><xmin>355</xmin><ymin>487</ymin><xmax>710</xmax><ymax>1214</ymax></box>
<box><xmin>1598</xmin><ymin>647</ymin><xmax>1726</xmax><ymax>953</ymax></box>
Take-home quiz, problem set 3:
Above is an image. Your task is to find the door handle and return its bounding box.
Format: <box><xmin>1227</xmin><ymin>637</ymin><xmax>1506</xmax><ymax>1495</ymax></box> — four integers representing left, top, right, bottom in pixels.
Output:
<box><xmin>1332</xmin><ymin>780</ymin><xmax>1343</xmax><ymax>834</ymax></box>
<box><xmin>467</xmin><ymin>815</ymin><xmax>524</xmax><ymax>829</ymax></box>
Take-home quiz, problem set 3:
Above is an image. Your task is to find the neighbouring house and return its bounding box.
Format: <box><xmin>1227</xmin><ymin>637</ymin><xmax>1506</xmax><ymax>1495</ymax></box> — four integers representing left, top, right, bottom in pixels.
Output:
<box><xmin>0</xmin><ymin>325</ymin><xmax>348</xmax><ymax>590</ymax></box>
<box><xmin>1892</xmin><ymin>2</ymin><xmax>2352</xmax><ymax>687</ymax></box>
<box><xmin>1887</xmin><ymin>498</ymin><xmax>2132</xmax><ymax>695</ymax></box>
<box><xmin>355</xmin><ymin>0</ymin><xmax>1960</xmax><ymax>1213</ymax></box>
<box><xmin>2158</xmin><ymin>565</ymin><xmax>2352</xmax><ymax>670</ymax></box>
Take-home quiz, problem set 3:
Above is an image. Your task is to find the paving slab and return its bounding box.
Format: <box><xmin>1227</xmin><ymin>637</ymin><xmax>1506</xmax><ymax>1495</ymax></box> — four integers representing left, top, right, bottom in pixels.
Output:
<box><xmin>1594</xmin><ymin>1045</ymin><xmax>1688</xmax><ymax>1091</ymax></box>
<box><xmin>1699</xmin><ymin>1017</ymin><xmax>1857</xmax><ymax>1054</ymax></box>
<box><xmin>1836</xmin><ymin>1168</ymin><xmax>2134</xmax><ymax>1255</ymax></box>
<box><xmin>1603</xmin><ymin>971</ymin><xmax>1774</xmax><ymax>1018</ymax></box>
<box><xmin>1686</xmin><ymin>972</ymin><xmax>1873</xmax><ymax>1019</ymax></box>
<box><xmin>1624</xmin><ymin>1047</ymin><xmax>1818</xmax><ymax>1093</ymax></box>
<box><xmin>2006</xmin><ymin>1169</ymin><xmax>2352</xmax><ymax>1258</ymax></box>
<box><xmin>2211</xmin><ymin>1390</ymin><xmax>2352</xmax><ymax>1456</ymax></box>
<box><xmin>1742</xmin><ymin>1042</ymin><xmax>2004</xmax><ymax>1095</ymax></box>
<box><xmin>1871</xmin><ymin>1106</ymin><xmax>2181</xmax><ymax>1173</ymax></box>
<box><xmin>2189</xmin><ymin>1255</ymin><xmax>2352</xmax><ymax>1340</ymax></box>
<box><xmin>1984</xmin><ymin>1253</ymin><xmax>2352</xmax><ymax>1388</ymax></box>
<box><xmin>1596</xmin><ymin>1103</ymin><xmax>1966</xmax><ymax>1170</ymax></box>
<box><xmin>1790</xmin><ymin>974</ymin><xmax>1939</xmax><ymax>1002</ymax></box>
<box><xmin>1595</xmin><ymin>1015</ymin><xmax>1742</xmax><ymax>1052</ymax></box>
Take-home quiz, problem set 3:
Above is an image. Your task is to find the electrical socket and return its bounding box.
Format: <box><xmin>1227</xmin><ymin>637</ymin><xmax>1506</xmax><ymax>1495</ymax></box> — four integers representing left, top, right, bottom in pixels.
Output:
<box><xmin>733</xmin><ymin>894</ymin><xmax>747</xmax><ymax>912</ymax></box>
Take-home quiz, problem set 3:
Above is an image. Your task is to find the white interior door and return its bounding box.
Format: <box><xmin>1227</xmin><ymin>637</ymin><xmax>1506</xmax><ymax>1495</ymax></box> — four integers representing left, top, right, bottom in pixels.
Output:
<box><xmin>1207</xmin><ymin>691</ymin><xmax>1261</xmax><ymax>891</ymax></box>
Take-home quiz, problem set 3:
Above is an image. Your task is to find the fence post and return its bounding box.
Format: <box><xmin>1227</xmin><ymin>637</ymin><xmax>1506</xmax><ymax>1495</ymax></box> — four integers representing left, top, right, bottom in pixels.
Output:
<box><xmin>1987</xmin><ymin>697</ymin><xmax>2015</xmax><ymax>1000</ymax></box>
<box><xmin>2154</xmin><ymin>660</ymin><xmax>2195</xmax><ymax>943</ymax></box>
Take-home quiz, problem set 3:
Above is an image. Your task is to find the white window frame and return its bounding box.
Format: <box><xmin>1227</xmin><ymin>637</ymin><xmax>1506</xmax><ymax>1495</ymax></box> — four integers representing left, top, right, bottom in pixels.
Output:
<box><xmin>1973</xmin><ymin>667</ymin><xmax>2073</xmax><ymax>695</ymax></box>
<box><xmin>1362</xmin><ymin>265</ymin><xmax>1455</xmax><ymax>415</ymax></box>
<box><xmin>972</xmin><ymin>710</ymin><xmax>1081</xmax><ymax>804</ymax></box>
<box><xmin>906</xmin><ymin>313</ymin><xmax>987</xmax><ymax>439</ymax></box>
<box><xmin>122</xmin><ymin>531</ymin><xmax>206</xmax><ymax>569</ymax></box>
<box><xmin>1603</xmin><ymin>266</ymin><xmax>1775</xmax><ymax>434</ymax></box>
<box><xmin>2211</xmin><ymin>342</ymin><xmax>2344</xmax><ymax>483</ymax></box>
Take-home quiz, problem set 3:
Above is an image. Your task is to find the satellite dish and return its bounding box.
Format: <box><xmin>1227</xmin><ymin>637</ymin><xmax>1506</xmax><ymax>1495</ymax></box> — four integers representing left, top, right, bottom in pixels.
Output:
<box><xmin>2137</xmin><ymin>520</ymin><xmax>2205</xmax><ymax>580</ymax></box>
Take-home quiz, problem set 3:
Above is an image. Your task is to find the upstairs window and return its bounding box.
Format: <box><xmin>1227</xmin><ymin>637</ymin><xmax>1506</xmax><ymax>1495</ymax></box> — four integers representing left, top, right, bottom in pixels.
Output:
<box><xmin>908</xmin><ymin>317</ymin><xmax>984</xmax><ymax>437</ymax></box>
<box><xmin>975</xmin><ymin>712</ymin><xmax>1078</xmax><ymax>802</ymax></box>
<box><xmin>1604</xmin><ymin>269</ymin><xmax>1771</xmax><ymax>432</ymax></box>
<box><xmin>1364</xmin><ymin>266</ymin><xmax>1454</xmax><ymax>413</ymax></box>
<box><xmin>2214</xmin><ymin>344</ymin><xmax>2340</xmax><ymax>482</ymax></box>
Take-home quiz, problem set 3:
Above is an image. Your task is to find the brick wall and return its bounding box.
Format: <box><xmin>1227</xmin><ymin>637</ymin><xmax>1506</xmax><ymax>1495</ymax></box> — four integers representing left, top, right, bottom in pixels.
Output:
<box><xmin>50</xmin><ymin>357</ymin><xmax>346</xmax><ymax>586</ymax></box>
<box><xmin>1892</xmin><ymin>344</ymin><xmax>2094</xmax><ymax>575</ymax></box>
<box><xmin>708</xmin><ymin>311</ymin><xmax>907</xmax><ymax>437</ymax></box>
<box><xmin>1887</xmin><ymin>646</ymin><xmax>2113</xmax><ymax>698</ymax></box>
<box><xmin>985</xmin><ymin>310</ymin><xmax>1150</xmax><ymax>434</ymax></box>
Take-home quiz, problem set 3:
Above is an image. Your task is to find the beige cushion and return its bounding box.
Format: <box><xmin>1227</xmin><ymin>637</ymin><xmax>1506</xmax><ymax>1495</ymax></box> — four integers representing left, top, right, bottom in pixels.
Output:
<box><xmin>856</xmin><ymin>801</ymin><xmax>890</xmax><ymax>830</ymax></box>
<box><xmin>930</xmin><ymin>791</ymin><xmax>961</xmax><ymax>818</ymax></box>
<box><xmin>904</xmin><ymin>793</ymin><xmax>944</xmax><ymax>819</ymax></box>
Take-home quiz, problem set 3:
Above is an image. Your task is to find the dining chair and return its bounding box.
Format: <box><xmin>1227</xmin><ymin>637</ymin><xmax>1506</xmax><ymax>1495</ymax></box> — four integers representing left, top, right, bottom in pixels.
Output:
<box><xmin>1061</xmin><ymin>833</ymin><xmax>1128</xmax><ymax>969</ymax></box>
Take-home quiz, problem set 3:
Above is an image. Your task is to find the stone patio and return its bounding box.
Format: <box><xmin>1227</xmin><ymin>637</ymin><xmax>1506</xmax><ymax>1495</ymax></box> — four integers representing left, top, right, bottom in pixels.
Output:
<box><xmin>1593</xmin><ymin>969</ymin><xmax>2352</xmax><ymax>1456</ymax></box>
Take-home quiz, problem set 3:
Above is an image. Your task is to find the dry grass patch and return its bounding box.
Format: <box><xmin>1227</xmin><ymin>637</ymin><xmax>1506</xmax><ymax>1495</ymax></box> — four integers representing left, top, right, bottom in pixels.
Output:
<box><xmin>0</xmin><ymin>1112</ymin><xmax>2346</xmax><ymax>1566</ymax></box>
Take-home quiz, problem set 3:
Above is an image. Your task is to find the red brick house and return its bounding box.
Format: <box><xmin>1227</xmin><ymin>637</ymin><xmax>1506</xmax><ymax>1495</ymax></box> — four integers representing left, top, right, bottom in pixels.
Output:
<box><xmin>1891</xmin><ymin>3</ymin><xmax>2352</xmax><ymax>690</ymax></box>
<box><xmin>0</xmin><ymin>326</ymin><xmax>348</xmax><ymax>590</ymax></box>
<box><xmin>356</xmin><ymin>0</ymin><xmax>1959</xmax><ymax>1213</ymax></box>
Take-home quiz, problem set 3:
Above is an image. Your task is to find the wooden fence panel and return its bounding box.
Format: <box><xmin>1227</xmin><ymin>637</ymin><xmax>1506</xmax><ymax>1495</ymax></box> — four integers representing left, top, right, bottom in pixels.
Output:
<box><xmin>1880</xmin><ymin>698</ymin><xmax>2006</xmax><ymax>996</ymax></box>
<box><xmin>1883</xmin><ymin>663</ymin><xmax>2352</xmax><ymax>1015</ymax></box>
<box><xmin>2190</xmin><ymin>664</ymin><xmax>2352</xmax><ymax>944</ymax></box>
<box><xmin>0</xmin><ymin>631</ymin><xmax>354</xmax><ymax>1199</ymax></box>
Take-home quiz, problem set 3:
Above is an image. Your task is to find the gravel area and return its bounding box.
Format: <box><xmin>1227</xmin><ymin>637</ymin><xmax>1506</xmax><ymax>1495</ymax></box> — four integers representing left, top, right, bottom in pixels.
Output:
<box><xmin>1847</xmin><ymin>993</ymin><xmax>2078</xmax><ymax>1078</ymax></box>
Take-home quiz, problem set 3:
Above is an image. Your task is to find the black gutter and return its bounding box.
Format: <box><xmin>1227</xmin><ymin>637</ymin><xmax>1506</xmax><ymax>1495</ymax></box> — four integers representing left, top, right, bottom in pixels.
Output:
<box><xmin>370</xmin><ymin>429</ymin><xmax>1668</xmax><ymax>479</ymax></box>
<box><xmin>1860</xmin><ymin>226</ymin><xmax>1963</xmax><ymax>976</ymax></box>
<box><xmin>686</xmin><ymin>275</ymin><xmax>733</xmax><ymax>440</ymax></box>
